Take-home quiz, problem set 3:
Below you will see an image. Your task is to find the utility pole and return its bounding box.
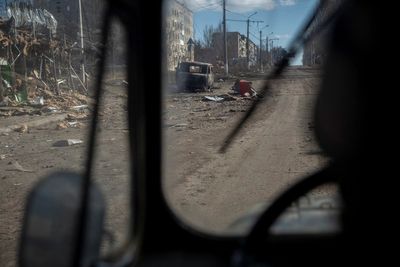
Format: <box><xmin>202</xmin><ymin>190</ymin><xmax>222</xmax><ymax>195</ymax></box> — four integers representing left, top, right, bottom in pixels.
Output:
<box><xmin>223</xmin><ymin>0</ymin><xmax>228</xmax><ymax>76</ymax></box>
<box><xmin>246</xmin><ymin>17</ymin><xmax>250</xmax><ymax>69</ymax></box>
<box><xmin>269</xmin><ymin>38</ymin><xmax>279</xmax><ymax>65</ymax></box>
<box><xmin>258</xmin><ymin>25</ymin><xmax>269</xmax><ymax>71</ymax></box>
<box><xmin>78</xmin><ymin>0</ymin><xmax>86</xmax><ymax>86</ymax></box>
<box><xmin>265</xmin><ymin>32</ymin><xmax>273</xmax><ymax>67</ymax></box>
<box><xmin>259</xmin><ymin>30</ymin><xmax>262</xmax><ymax>70</ymax></box>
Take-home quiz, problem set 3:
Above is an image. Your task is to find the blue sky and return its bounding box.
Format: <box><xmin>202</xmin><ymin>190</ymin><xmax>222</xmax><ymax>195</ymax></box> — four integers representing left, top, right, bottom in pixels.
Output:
<box><xmin>182</xmin><ymin>0</ymin><xmax>318</xmax><ymax>65</ymax></box>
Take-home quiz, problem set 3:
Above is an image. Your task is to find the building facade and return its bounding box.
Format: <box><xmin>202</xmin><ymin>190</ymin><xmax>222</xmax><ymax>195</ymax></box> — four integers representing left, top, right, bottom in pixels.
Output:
<box><xmin>212</xmin><ymin>31</ymin><xmax>258</xmax><ymax>70</ymax></box>
<box><xmin>165</xmin><ymin>0</ymin><xmax>193</xmax><ymax>71</ymax></box>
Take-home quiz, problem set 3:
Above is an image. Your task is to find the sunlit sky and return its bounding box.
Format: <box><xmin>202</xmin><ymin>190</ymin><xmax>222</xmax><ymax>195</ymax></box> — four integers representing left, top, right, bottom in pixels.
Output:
<box><xmin>181</xmin><ymin>0</ymin><xmax>318</xmax><ymax>65</ymax></box>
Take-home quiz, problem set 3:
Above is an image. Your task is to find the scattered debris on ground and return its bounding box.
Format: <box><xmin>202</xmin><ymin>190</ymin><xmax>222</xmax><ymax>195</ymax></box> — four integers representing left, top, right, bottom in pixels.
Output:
<box><xmin>202</xmin><ymin>96</ymin><xmax>225</xmax><ymax>102</ymax></box>
<box><xmin>14</xmin><ymin>124</ymin><xmax>28</xmax><ymax>133</ymax></box>
<box><xmin>56</xmin><ymin>120</ymin><xmax>83</xmax><ymax>130</ymax></box>
<box><xmin>231</xmin><ymin>79</ymin><xmax>257</xmax><ymax>97</ymax></box>
<box><xmin>52</xmin><ymin>139</ymin><xmax>83</xmax><ymax>147</ymax></box>
<box><xmin>0</xmin><ymin>89</ymin><xmax>92</xmax><ymax>118</ymax></box>
<box><xmin>7</xmin><ymin>161</ymin><xmax>34</xmax><ymax>173</ymax></box>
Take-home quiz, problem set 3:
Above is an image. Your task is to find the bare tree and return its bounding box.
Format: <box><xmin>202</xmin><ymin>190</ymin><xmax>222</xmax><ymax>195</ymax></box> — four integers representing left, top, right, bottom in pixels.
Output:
<box><xmin>202</xmin><ymin>22</ymin><xmax>223</xmax><ymax>48</ymax></box>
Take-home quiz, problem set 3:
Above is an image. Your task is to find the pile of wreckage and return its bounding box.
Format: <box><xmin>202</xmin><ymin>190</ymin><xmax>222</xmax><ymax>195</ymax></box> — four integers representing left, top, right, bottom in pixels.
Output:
<box><xmin>0</xmin><ymin>2</ymin><xmax>91</xmax><ymax>113</ymax></box>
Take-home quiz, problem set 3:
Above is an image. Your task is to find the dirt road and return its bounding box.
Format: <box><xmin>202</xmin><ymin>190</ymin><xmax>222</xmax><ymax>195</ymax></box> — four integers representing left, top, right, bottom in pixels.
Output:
<box><xmin>164</xmin><ymin>67</ymin><xmax>333</xmax><ymax>234</ymax></box>
<box><xmin>0</xmin><ymin>66</ymin><xmax>331</xmax><ymax>266</ymax></box>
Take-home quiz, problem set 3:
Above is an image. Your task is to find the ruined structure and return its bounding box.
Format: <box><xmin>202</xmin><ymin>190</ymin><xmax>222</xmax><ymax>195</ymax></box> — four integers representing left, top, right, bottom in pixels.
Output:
<box><xmin>165</xmin><ymin>0</ymin><xmax>193</xmax><ymax>71</ymax></box>
<box><xmin>0</xmin><ymin>1</ymin><xmax>88</xmax><ymax>105</ymax></box>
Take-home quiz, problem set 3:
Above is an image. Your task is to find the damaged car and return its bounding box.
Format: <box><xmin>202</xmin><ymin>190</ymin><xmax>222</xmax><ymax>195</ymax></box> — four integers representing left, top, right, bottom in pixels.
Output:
<box><xmin>175</xmin><ymin>61</ymin><xmax>214</xmax><ymax>91</ymax></box>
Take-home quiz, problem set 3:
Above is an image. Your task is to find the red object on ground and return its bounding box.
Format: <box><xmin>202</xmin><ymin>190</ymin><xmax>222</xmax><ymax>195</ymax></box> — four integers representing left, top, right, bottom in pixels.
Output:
<box><xmin>239</xmin><ymin>80</ymin><xmax>252</xmax><ymax>96</ymax></box>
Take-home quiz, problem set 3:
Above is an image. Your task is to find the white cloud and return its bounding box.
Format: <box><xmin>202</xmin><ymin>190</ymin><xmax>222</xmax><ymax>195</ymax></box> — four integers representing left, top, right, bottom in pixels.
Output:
<box><xmin>227</xmin><ymin>0</ymin><xmax>276</xmax><ymax>12</ymax></box>
<box><xmin>178</xmin><ymin>0</ymin><xmax>297</xmax><ymax>13</ymax></box>
<box><xmin>273</xmin><ymin>34</ymin><xmax>291</xmax><ymax>39</ymax></box>
<box><xmin>279</xmin><ymin>0</ymin><xmax>297</xmax><ymax>6</ymax></box>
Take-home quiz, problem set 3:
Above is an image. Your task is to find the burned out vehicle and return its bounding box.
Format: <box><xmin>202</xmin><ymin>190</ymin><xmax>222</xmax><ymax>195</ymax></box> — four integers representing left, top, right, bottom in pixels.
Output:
<box><xmin>175</xmin><ymin>61</ymin><xmax>214</xmax><ymax>91</ymax></box>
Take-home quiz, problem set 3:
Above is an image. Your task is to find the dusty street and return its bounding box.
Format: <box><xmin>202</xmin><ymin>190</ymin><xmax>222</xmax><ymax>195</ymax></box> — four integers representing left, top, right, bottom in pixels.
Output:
<box><xmin>164</xmin><ymin>66</ymin><xmax>334</xmax><ymax>234</ymax></box>
<box><xmin>0</xmin><ymin>66</ymin><xmax>332</xmax><ymax>266</ymax></box>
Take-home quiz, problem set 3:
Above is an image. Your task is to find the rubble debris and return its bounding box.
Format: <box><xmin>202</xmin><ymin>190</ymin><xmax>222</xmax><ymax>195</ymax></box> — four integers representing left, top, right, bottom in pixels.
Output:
<box><xmin>29</xmin><ymin>96</ymin><xmax>44</xmax><ymax>106</ymax></box>
<box><xmin>218</xmin><ymin>94</ymin><xmax>237</xmax><ymax>101</ymax></box>
<box><xmin>41</xmin><ymin>106</ymin><xmax>59</xmax><ymax>113</ymax></box>
<box><xmin>15</xmin><ymin>124</ymin><xmax>28</xmax><ymax>133</ymax></box>
<box><xmin>8</xmin><ymin>161</ymin><xmax>34</xmax><ymax>173</ymax></box>
<box><xmin>203</xmin><ymin>96</ymin><xmax>224</xmax><ymax>102</ymax></box>
<box><xmin>67</xmin><ymin>113</ymin><xmax>88</xmax><ymax>120</ymax></box>
<box><xmin>53</xmin><ymin>139</ymin><xmax>83</xmax><ymax>147</ymax></box>
<box><xmin>0</xmin><ymin>154</ymin><xmax>6</xmax><ymax>160</ymax></box>
<box><xmin>56</xmin><ymin>122</ymin><xmax>68</xmax><ymax>130</ymax></box>
<box><xmin>202</xmin><ymin>94</ymin><xmax>238</xmax><ymax>102</ymax></box>
<box><xmin>67</xmin><ymin>121</ymin><xmax>79</xmax><ymax>127</ymax></box>
<box><xmin>0</xmin><ymin>97</ymin><xmax>9</xmax><ymax>106</ymax></box>
<box><xmin>56</xmin><ymin>120</ymin><xmax>83</xmax><ymax>130</ymax></box>
<box><xmin>231</xmin><ymin>79</ymin><xmax>257</xmax><ymax>97</ymax></box>
<box><xmin>69</xmin><ymin>105</ymin><xmax>88</xmax><ymax>111</ymax></box>
<box><xmin>0</xmin><ymin>2</ymin><xmax>94</xmax><ymax>114</ymax></box>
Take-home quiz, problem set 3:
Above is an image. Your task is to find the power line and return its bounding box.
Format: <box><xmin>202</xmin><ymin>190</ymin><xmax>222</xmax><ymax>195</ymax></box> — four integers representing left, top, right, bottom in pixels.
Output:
<box><xmin>250</xmin><ymin>32</ymin><xmax>260</xmax><ymax>41</ymax></box>
<box><xmin>225</xmin><ymin>9</ymin><xmax>247</xmax><ymax>18</ymax></box>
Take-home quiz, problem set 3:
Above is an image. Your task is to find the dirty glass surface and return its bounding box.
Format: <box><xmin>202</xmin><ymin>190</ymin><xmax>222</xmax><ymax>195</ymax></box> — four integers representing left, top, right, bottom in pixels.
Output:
<box><xmin>0</xmin><ymin>1</ymin><xmax>130</xmax><ymax>266</ymax></box>
<box><xmin>162</xmin><ymin>0</ymin><xmax>339</xmax><ymax>235</ymax></box>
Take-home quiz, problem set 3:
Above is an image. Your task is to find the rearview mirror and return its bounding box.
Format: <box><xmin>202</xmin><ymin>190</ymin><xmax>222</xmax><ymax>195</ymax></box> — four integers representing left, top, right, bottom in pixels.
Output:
<box><xmin>19</xmin><ymin>172</ymin><xmax>105</xmax><ymax>267</ymax></box>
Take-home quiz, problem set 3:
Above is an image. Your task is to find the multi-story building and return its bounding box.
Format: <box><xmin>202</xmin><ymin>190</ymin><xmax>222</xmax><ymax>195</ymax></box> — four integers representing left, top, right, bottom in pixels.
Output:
<box><xmin>165</xmin><ymin>0</ymin><xmax>193</xmax><ymax>71</ymax></box>
<box><xmin>212</xmin><ymin>31</ymin><xmax>258</xmax><ymax>68</ymax></box>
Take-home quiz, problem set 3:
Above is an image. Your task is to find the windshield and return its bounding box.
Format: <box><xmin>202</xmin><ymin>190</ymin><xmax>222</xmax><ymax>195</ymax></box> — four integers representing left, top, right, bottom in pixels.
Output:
<box><xmin>0</xmin><ymin>1</ymin><xmax>342</xmax><ymax>266</ymax></box>
<box><xmin>162</xmin><ymin>0</ymin><xmax>339</xmax><ymax>235</ymax></box>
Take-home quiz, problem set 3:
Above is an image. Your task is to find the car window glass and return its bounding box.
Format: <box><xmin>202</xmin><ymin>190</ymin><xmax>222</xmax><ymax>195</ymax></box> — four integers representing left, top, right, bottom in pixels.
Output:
<box><xmin>162</xmin><ymin>0</ymin><xmax>339</xmax><ymax>235</ymax></box>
